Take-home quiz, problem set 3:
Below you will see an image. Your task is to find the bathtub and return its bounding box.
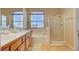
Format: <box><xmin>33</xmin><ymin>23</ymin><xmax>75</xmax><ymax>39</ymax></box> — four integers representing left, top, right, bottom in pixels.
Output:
<box><xmin>32</xmin><ymin>27</ymin><xmax>50</xmax><ymax>44</ymax></box>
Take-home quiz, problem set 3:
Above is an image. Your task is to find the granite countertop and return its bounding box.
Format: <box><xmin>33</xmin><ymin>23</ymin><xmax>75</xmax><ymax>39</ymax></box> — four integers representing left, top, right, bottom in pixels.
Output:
<box><xmin>0</xmin><ymin>30</ymin><xmax>32</xmax><ymax>47</ymax></box>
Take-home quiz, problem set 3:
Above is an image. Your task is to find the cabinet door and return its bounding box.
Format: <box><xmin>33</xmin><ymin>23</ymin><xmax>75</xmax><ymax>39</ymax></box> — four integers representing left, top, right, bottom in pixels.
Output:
<box><xmin>26</xmin><ymin>34</ymin><xmax>32</xmax><ymax>50</ymax></box>
<box><xmin>18</xmin><ymin>43</ymin><xmax>25</xmax><ymax>51</ymax></box>
<box><xmin>11</xmin><ymin>39</ymin><xmax>22</xmax><ymax>51</ymax></box>
<box><xmin>1</xmin><ymin>46</ymin><xmax>9</xmax><ymax>51</ymax></box>
<box><xmin>26</xmin><ymin>37</ymin><xmax>30</xmax><ymax>49</ymax></box>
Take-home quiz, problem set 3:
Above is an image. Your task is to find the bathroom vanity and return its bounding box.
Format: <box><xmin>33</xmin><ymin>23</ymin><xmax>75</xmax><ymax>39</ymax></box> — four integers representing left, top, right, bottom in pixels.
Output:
<box><xmin>0</xmin><ymin>30</ymin><xmax>32</xmax><ymax>51</ymax></box>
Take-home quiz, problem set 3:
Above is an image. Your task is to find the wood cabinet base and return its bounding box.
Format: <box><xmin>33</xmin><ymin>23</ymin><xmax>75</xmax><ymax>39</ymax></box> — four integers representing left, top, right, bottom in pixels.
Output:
<box><xmin>1</xmin><ymin>31</ymin><xmax>32</xmax><ymax>51</ymax></box>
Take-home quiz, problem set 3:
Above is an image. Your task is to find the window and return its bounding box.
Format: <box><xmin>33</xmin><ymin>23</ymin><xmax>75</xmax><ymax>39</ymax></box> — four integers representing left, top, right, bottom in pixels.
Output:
<box><xmin>30</xmin><ymin>12</ymin><xmax>44</xmax><ymax>28</ymax></box>
<box><xmin>2</xmin><ymin>15</ymin><xmax>7</xmax><ymax>27</ymax></box>
<box><xmin>12</xmin><ymin>12</ymin><xmax>23</xmax><ymax>29</ymax></box>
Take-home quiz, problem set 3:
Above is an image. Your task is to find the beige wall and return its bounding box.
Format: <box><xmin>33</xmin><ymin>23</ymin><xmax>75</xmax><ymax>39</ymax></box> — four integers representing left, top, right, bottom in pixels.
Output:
<box><xmin>63</xmin><ymin>8</ymin><xmax>75</xmax><ymax>49</ymax></box>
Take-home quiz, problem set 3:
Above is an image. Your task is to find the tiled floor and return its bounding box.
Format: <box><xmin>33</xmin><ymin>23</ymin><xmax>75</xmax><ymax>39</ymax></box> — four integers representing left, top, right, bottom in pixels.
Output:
<box><xmin>31</xmin><ymin>35</ymin><xmax>73</xmax><ymax>51</ymax></box>
<box><xmin>31</xmin><ymin>43</ymin><xmax>73</xmax><ymax>51</ymax></box>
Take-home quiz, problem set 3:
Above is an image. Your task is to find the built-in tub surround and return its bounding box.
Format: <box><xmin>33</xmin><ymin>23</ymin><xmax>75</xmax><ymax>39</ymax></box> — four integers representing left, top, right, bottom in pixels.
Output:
<box><xmin>32</xmin><ymin>27</ymin><xmax>50</xmax><ymax>44</ymax></box>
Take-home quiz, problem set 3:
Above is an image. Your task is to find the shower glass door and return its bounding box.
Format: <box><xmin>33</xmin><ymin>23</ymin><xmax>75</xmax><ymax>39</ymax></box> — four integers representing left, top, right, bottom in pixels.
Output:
<box><xmin>49</xmin><ymin>17</ymin><xmax>64</xmax><ymax>42</ymax></box>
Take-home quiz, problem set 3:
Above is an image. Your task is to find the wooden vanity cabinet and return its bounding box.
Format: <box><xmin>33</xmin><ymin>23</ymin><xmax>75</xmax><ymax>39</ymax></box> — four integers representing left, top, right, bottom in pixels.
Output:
<box><xmin>26</xmin><ymin>32</ymin><xmax>32</xmax><ymax>50</ymax></box>
<box><xmin>1</xmin><ymin>31</ymin><xmax>32</xmax><ymax>51</ymax></box>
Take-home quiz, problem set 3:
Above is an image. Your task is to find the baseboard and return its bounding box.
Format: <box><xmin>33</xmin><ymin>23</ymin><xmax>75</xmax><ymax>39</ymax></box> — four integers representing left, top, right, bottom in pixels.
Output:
<box><xmin>50</xmin><ymin>41</ymin><xmax>65</xmax><ymax>45</ymax></box>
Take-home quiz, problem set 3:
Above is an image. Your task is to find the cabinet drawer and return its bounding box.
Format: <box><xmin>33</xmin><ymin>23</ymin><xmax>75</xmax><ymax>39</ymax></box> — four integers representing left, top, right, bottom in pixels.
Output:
<box><xmin>1</xmin><ymin>46</ymin><xmax>9</xmax><ymax>51</ymax></box>
<box><xmin>2</xmin><ymin>47</ymin><xmax>9</xmax><ymax>51</ymax></box>
<box><xmin>26</xmin><ymin>38</ymin><xmax>30</xmax><ymax>49</ymax></box>
<box><xmin>10</xmin><ymin>39</ymin><xmax>22</xmax><ymax>51</ymax></box>
<box><xmin>18</xmin><ymin>43</ymin><xmax>25</xmax><ymax>51</ymax></box>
